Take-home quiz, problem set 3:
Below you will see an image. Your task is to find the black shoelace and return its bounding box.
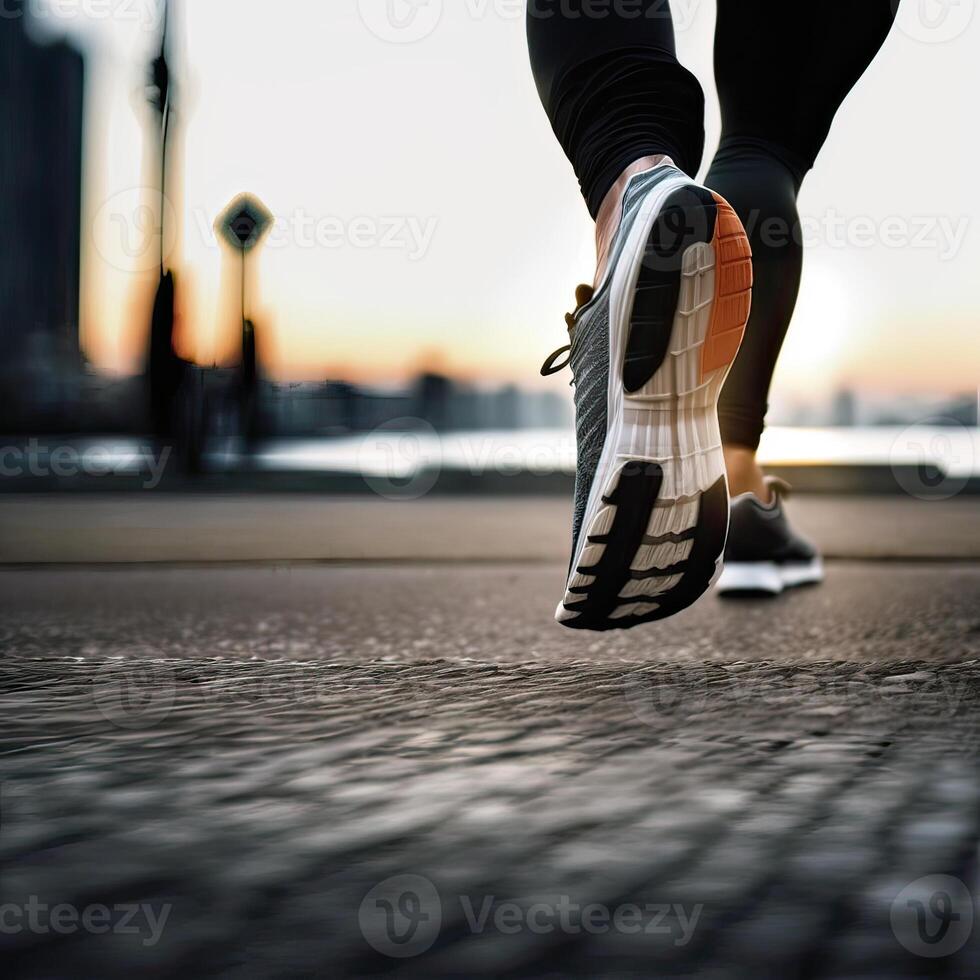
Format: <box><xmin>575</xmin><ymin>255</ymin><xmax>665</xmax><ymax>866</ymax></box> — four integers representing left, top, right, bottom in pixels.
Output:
<box><xmin>539</xmin><ymin>283</ymin><xmax>594</xmax><ymax>378</ymax></box>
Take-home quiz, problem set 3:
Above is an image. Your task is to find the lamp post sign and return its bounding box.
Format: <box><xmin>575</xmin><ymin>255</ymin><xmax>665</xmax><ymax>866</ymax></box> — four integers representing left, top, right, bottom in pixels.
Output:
<box><xmin>215</xmin><ymin>193</ymin><xmax>273</xmax><ymax>332</ymax></box>
<box><xmin>215</xmin><ymin>194</ymin><xmax>273</xmax><ymax>450</ymax></box>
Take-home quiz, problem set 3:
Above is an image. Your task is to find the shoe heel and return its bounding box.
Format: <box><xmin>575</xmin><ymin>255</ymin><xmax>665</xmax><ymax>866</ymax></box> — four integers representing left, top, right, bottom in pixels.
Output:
<box><xmin>701</xmin><ymin>194</ymin><xmax>753</xmax><ymax>381</ymax></box>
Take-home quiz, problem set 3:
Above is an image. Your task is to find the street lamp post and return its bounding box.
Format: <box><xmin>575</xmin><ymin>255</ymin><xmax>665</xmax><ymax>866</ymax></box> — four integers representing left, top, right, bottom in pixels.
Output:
<box><xmin>216</xmin><ymin>194</ymin><xmax>273</xmax><ymax>450</ymax></box>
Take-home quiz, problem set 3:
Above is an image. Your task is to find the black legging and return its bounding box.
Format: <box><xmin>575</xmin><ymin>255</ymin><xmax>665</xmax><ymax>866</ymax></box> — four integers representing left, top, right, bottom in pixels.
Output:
<box><xmin>528</xmin><ymin>0</ymin><xmax>898</xmax><ymax>449</ymax></box>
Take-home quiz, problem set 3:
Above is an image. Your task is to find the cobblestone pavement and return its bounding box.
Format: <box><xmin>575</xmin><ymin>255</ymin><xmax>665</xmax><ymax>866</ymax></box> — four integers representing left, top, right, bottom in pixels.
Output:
<box><xmin>3</xmin><ymin>564</ymin><xmax>980</xmax><ymax>978</ymax></box>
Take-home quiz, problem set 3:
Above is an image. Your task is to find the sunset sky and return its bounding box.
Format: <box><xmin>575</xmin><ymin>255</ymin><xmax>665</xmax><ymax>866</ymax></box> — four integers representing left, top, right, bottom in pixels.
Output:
<box><xmin>37</xmin><ymin>0</ymin><xmax>980</xmax><ymax>402</ymax></box>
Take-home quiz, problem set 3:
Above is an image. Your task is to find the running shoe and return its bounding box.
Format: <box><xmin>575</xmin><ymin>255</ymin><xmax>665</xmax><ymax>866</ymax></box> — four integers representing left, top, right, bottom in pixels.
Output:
<box><xmin>541</xmin><ymin>162</ymin><xmax>753</xmax><ymax>630</ymax></box>
<box><xmin>716</xmin><ymin>478</ymin><xmax>824</xmax><ymax>596</ymax></box>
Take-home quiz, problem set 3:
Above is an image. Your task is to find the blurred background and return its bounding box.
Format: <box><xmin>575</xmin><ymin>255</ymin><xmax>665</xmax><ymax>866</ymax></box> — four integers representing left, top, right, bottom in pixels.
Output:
<box><xmin>2</xmin><ymin>0</ymin><xmax>978</xmax><ymax>494</ymax></box>
<box><xmin>5</xmin><ymin>6</ymin><xmax>980</xmax><ymax>977</ymax></box>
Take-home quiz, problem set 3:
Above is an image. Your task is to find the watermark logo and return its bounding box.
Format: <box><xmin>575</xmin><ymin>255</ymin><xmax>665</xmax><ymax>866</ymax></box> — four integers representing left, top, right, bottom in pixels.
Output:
<box><xmin>640</xmin><ymin>204</ymin><xmax>714</xmax><ymax>275</ymax></box>
<box><xmin>352</xmin><ymin>428</ymin><xmax>577</xmax><ymax>500</ymax></box>
<box><xmin>0</xmin><ymin>898</ymin><xmax>171</xmax><ymax>947</ymax></box>
<box><xmin>738</xmin><ymin>209</ymin><xmax>971</xmax><ymax>262</ymax></box>
<box><xmin>1</xmin><ymin>0</ymin><xmax>166</xmax><ymax>32</ymax></box>
<box><xmin>359</xmin><ymin>419</ymin><xmax>443</xmax><ymax>500</ymax></box>
<box><xmin>359</xmin><ymin>0</ymin><xmax>705</xmax><ymax>43</ymax></box>
<box><xmin>93</xmin><ymin>658</ymin><xmax>177</xmax><ymax>730</ymax></box>
<box><xmin>890</xmin><ymin>417</ymin><xmax>974</xmax><ymax>500</ymax></box>
<box><xmin>359</xmin><ymin>876</ymin><xmax>703</xmax><ymax>959</ymax></box>
<box><xmin>894</xmin><ymin>0</ymin><xmax>975</xmax><ymax>44</ymax></box>
<box><xmin>891</xmin><ymin>874</ymin><xmax>973</xmax><ymax>957</ymax></box>
<box><xmin>458</xmin><ymin>896</ymin><xmax>702</xmax><ymax>943</ymax></box>
<box><xmin>623</xmin><ymin>667</ymin><xmax>710</xmax><ymax>727</ymax></box>
<box><xmin>92</xmin><ymin>188</ymin><xmax>178</xmax><ymax>274</ymax></box>
<box><xmin>192</xmin><ymin>209</ymin><xmax>439</xmax><ymax>261</ymax></box>
<box><xmin>359</xmin><ymin>875</ymin><xmax>442</xmax><ymax>958</ymax></box>
<box><xmin>358</xmin><ymin>0</ymin><xmax>444</xmax><ymax>43</ymax></box>
<box><xmin>0</xmin><ymin>440</ymin><xmax>171</xmax><ymax>490</ymax></box>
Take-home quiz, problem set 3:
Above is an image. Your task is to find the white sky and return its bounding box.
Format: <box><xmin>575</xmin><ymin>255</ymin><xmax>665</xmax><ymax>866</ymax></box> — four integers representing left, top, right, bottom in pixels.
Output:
<box><xmin>35</xmin><ymin>0</ymin><xmax>980</xmax><ymax>400</ymax></box>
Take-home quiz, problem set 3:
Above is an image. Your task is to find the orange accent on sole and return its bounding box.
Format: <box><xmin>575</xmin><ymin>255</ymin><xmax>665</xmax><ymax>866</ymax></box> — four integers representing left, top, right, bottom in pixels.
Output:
<box><xmin>700</xmin><ymin>193</ymin><xmax>753</xmax><ymax>382</ymax></box>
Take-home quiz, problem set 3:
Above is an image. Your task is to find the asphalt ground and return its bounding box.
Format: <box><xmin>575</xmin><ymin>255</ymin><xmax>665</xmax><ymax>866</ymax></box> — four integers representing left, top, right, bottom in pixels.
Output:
<box><xmin>1</xmin><ymin>558</ymin><xmax>979</xmax><ymax>978</ymax></box>
<box><xmin>2</xmin><ymin>494</ymin><xmax>979</xmax><ymax>978</ymax></box>
<box><xmin>0</xmin><ymin>494</ymin><xmax>978</xmax><ymax>564</ymax></box>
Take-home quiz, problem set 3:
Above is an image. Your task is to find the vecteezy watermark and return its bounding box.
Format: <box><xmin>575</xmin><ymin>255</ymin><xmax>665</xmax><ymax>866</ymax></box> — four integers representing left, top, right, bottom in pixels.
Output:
<box><xmin>738</xmin><ymin>210</ymin><xmax>971</xmax><ymax>262</ymax></box>
<box><xmin>623</xmin><ymin>665</ymin><xmax>980</xmax><ymax>735</ymax></box>
<box><xmin>93</xmin><ymin>659</ymin><xmax>177</xmax><ymax>730</ymax></box>
<box><xmin>890</xmin><ymin>417</ymin><xmax>975</xmax><ymax>500</ymax></box>
<box><xmin>637</xmin><ymin>208</ymin><xmax>971</xmax><ymax>277</ymax></box>
<box><xmin>358</xmin><ymin>0</ymin><xmax>444</xmax><ymax>44</ymax></box>
<box><xmin>359</xmin><ymin>875</ymin><xmax>704</xmax><ymax>958</ymax></box>
<box><xmin>199</xmin><ymin>665</ymin><xmax>427</xmax><ymax>710</ymax></box>
<box><xmin>359</xmin><ymin>875</ymin><xmax>442</xmax><ymax>958</ymax></box>
<box><xmin>355</xmin><ymin>423</ymin><xmax>578</xmax><ymax>500</ymax></box>
<box><xmin>193</xmin><ymin>209</ymin><xmax>439</xmax><ymax>261</ymax></box>
<box><xmin>456</xmin><ymin>895</ymin><xmax>703</xmax><ymax>943</ymax></box>
<box><xmin>524</xmin><ymin>0</ymin><xmax>706</xmax><ymax>32</ymax></box>
<box><xmin>624</xmin><ymin>666</ymin><xmax>711</xmax><ymax>725</ymax></box>
<box><xmin>358</xmin><ymin>419</ymin><xmax>444</xmax><ymax>500</ymax></box>
<box><xmin>357</xmin><ymin>0</ymin><xmax>705</xmax><ymax>44</ymax></box>
<box><xmin>0</xmin><ymin>0</ymin><xmax>166</xmax><ymax>31</ymax></box>
<box><xmin>0</xmin><ymin>898</ymin><xmax>172</xmax><ymax>948</ymax></box>
<box><xmin>94</xmin><ymin>191</ymin><xmax>439</xmax><ymax>270</ymax></box>
<box><xmin>91</xmin><ymin>188</ymin><xmax>179</xmax><ymax>275</ymax></box>
<box><xmin>893</xmin><ymin>0</ymin><xmax>975</xmax><ymax>44</ymax></box>
<box><xmin>0</xmin><ymin>440</ymin><xmax>171</xmax><ymax>490</ymax></box>
<box><xmin>891</xmin><ymin>875</ymin><xmax>974</xmax><ymax>957</ymax></box>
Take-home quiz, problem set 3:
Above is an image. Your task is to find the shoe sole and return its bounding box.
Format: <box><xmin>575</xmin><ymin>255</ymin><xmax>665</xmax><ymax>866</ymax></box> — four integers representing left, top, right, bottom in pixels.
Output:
<box><xmin>558</xmin><ymin>176</ymin><xmax>752</xmax><ymax>631</ymax></box>
<box><xmin>716</xmin><ymin>558</ymin><xmax>825</xmax><ymax>596</ymax></box>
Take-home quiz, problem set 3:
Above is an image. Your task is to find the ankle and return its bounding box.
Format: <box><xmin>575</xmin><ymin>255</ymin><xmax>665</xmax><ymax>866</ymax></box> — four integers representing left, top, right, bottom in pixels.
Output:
<box><xmin>724</xmin><ymin>446</ymin><xmax>772</xmax><ymax>504</ymax></box>
<box><xmin>594</xmin><ymin>154</ymin><xmax>674</xmax><ymax>287</ymax></box>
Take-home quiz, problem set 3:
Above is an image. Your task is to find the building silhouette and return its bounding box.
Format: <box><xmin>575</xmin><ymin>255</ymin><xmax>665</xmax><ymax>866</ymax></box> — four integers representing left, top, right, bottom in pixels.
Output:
<box><xmin>415</xmin><ymin>373</ymin><xmax>452</xmax><ymax>431</ymax></box>
<box><xmin>0</xmin><ymin>7</ymin><xmax>85</xmax><ymax>430</ymax></box>
<box><xmin>831</xmin><ymin>388</ymin><xmax>858</xmax><ymax>428</ymax></box>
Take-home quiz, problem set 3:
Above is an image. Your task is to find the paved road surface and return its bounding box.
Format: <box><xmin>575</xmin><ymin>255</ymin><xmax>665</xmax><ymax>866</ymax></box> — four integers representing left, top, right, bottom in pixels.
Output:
<box><xmin>2</xmin><ymin>494</ymin><xmax>978</xmax><ymax>564</ymax></box>
<box><xmin>4</xmin><ymin>559</ymin><xmax>980</xmax><ymax>978</ymax></box>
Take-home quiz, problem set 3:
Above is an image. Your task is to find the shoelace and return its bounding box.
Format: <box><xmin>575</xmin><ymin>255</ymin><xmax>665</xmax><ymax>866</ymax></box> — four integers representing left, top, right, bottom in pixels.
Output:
<box><xmin>540</xmin><ymin>284</ymin><xmax>595</xmax><ymax>378</ymax></box>
<box><xmin>766</xmin><ymin>476</ymin><xmax>794</xmax><ymax>502</ymax></box>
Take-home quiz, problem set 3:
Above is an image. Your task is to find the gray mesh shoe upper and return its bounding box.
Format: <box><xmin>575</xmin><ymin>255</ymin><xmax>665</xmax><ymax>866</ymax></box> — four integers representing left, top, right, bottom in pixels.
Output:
<box><xmin>563</xmin><ymin>164</ymin><xmax>680</xmax><ymax>563</ymax></box>
<box><xmin>569</xmin><ymin>165</ymin><xmax>677</xmax><ymax>560</ymax></box>
<box><xmin>569</xmin><ymin>299</ymin><xmax>610</xmax><ymax>558</ymax></box>
<box><xmin>725</xmin><ymin>483</ymin><xmax>819</xmax><ymax>565</ymax></box>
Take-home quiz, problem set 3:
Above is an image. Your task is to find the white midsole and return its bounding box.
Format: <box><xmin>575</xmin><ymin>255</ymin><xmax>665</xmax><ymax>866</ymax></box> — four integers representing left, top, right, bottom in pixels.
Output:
<box><xmin>566</xmin><ymin>167</ymin><xmax>730</xmax><ymax>586</ymax></box>
<box><xmin>715</xmin><ymin>558</ymin><xmax>825</xmax><ymax>595</ymax></box>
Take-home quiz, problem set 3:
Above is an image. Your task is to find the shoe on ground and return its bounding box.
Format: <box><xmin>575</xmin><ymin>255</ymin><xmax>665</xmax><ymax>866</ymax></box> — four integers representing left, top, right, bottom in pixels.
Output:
<box><xmin>716</xmin><ymin>477</ymin><xmax>824</xmax><ymax>596</ymax></box>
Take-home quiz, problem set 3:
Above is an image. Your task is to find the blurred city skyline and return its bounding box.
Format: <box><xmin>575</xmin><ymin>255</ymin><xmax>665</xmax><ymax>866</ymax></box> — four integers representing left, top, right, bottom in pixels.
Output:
<box><xmin>26</xmin><ymin>0</ymin><xmax>980</xmax><ymax>401</ymax></box>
